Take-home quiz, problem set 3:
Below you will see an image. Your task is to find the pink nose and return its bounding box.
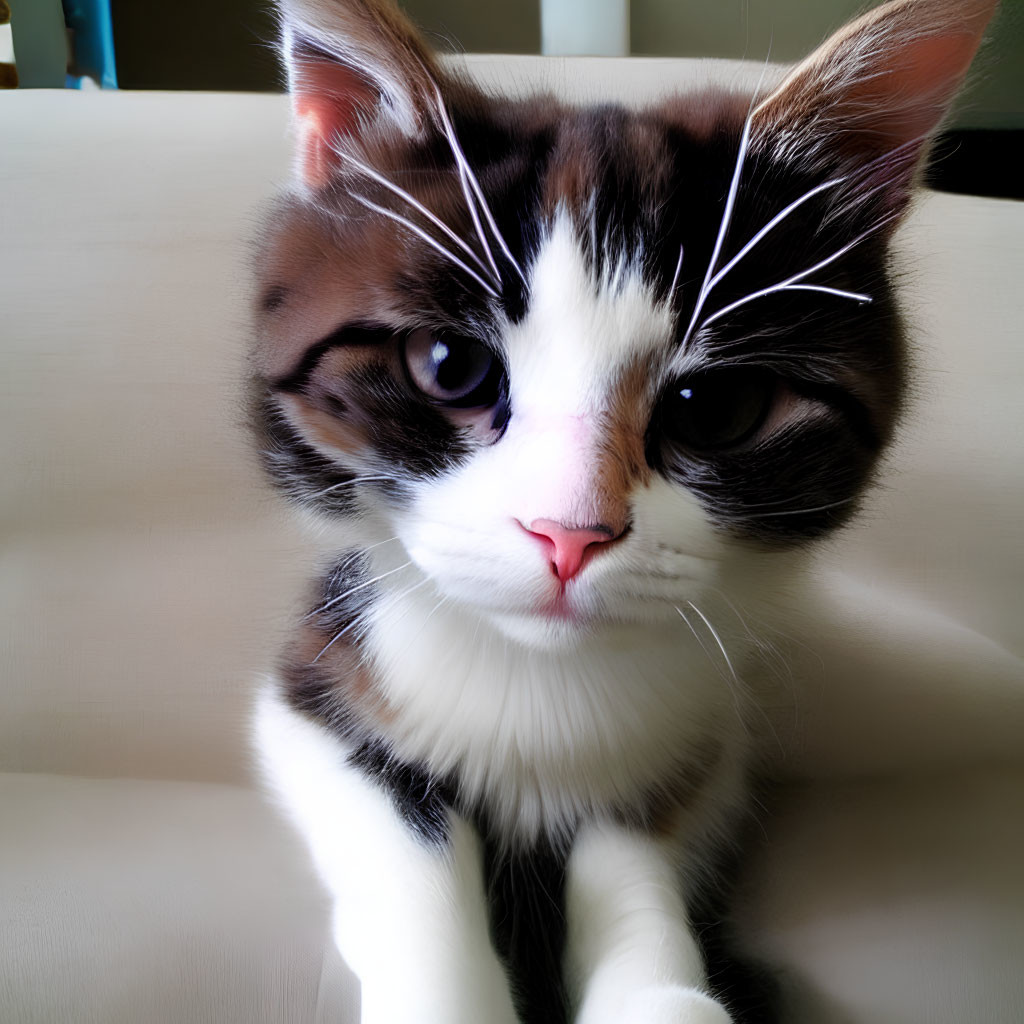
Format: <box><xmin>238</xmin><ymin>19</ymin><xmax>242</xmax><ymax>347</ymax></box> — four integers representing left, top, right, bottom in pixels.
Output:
<box><xmin>523</xmin><ymin>518</ymin><xmax>621</xmax><ymax>583</ymax></box>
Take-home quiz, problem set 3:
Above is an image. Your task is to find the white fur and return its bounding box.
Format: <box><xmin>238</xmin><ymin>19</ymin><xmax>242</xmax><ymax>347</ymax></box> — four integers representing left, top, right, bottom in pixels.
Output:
<box><xmin>567</xmin><ymin>821</ymin><xmax>735</xmax><ymax>1024</ymax></box>
<box><xmin>254</xmin><ymin>684</ymin><xmax>520</xmax><ymax>1024</ymax></box>
<box><xmin>396</xmin><ymin>214</ymin><xmax>733</xmax><ymax>639</ymax></box>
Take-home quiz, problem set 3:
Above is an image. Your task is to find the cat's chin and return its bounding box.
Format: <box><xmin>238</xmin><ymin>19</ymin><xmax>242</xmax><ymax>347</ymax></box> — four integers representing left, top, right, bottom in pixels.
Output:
<box><xmin>485</xmin><ymin>608</ymin><xmax>596</xmax><ymax>651</ymax></box>
<box><xmin>483</xmin><ymin>595</ymin><xmax>656</xmax><ymax>651</ymax></box>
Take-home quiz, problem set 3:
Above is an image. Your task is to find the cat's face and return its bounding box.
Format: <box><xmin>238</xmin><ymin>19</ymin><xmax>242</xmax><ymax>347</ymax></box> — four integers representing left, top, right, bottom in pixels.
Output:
<box><xmin>252</xmin><ymin>0</ymin><xmax>994</xmax><ymax>648</ymax></box>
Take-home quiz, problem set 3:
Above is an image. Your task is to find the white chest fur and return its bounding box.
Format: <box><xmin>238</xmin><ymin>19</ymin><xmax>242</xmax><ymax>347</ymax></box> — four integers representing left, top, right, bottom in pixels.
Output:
<box><xmin>362</xmin><ymin>574</ymin><xmax>749</xmax><ymax>840</ymax></box>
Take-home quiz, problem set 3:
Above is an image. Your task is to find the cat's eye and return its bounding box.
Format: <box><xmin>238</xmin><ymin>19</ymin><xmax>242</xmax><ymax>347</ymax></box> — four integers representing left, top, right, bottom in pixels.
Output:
<box><xmin>660</xmin><ymin>368</ymin><xmax>776</xmax><ymax>451</ymax></box>
<box><xmin>402</xmin><ymin>328</ymin><xmax>501</xmax><ymax>408</ymax></box>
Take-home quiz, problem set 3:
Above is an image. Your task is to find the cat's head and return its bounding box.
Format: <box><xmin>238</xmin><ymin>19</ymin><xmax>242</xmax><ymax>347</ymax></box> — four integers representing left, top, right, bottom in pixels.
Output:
<box><xmin>251</xmin><ymin>0</ymin><xmax>996</xmax><ymax>647</ymax></box>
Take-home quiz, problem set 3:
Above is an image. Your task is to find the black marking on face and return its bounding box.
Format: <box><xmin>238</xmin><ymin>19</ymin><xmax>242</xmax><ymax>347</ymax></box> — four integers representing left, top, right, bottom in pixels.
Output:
<box><xmin>650</xmin><ymin>412</ymin><xmax>881</xmax><ymax>543</ymax></box>
<box><xmin>255</xmin><ymin>391</ymin><xmax>363</xmax><ymax>517</ymax></box>
<box><xmin>478</xmin><ymin>827</ymin><xmax>570</xmax><ymax>1024</ymax></box>
<box><xmin>788</xmin><ymin>377</ymin><xmax>882</xmax><ymax>452</ymax></box>
<box><xmin>348</xmin><ymin>361</ymin><xmax>473</xmax><ymax>477</ymax></box>
<box><xmin>642</xmin><ymin>144</ymin><xmax>902</xmax><ymax>546</ymax></box>
<box><xmin>257</xmin><ymin>316</ymin><xmax>487</xmax><ymax>515</ymax></box>
<box><xmin>272</xmin><ymin>322</ymin><xmax>394</xmax><ymax>395</ymax></box>
<box><xmin>519</xmin><ymin>109</ymin><xmax>904</xmax><ymax>547</ymax></box>
<box><xmin>443</xmin><ymin>104</ymin><xmax>558</xmax><ymax>325</ymax></box>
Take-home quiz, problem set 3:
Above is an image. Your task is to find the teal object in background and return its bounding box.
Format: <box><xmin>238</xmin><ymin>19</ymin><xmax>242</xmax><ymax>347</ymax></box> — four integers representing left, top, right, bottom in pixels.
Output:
<box><xmin>7</xmin><ymin>0</ymin><xmax>116</xmax><ymax>88</ymax></box>
<box><xmin>8</xmin><ymin>0</ymin><xmax>66</xmax><ymax>87</ymax></box>
<box><xmin>64</xmin><ymin>0</ymin><xmax>117</xmax><ymax>88</ymax></box>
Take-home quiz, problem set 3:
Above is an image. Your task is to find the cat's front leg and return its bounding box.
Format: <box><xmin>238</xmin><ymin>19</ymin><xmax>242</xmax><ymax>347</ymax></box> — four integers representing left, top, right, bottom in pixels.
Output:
<box><xmin>254</xmin><ymin>684</ymin><xmax>519</xmax><ymax>1024</ymax></box>
<box><xmin>565</xmin><ymin>820</ymin><xmax>732</xmax><ymax>1024</ymax></box>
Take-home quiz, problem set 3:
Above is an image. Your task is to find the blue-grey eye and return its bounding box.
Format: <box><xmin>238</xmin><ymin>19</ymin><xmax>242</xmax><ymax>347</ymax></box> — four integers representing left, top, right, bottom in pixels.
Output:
<box><xmin>662</xmin><ymin>368</ymin><xmax>776</xmax><ymax>451</ymax></box>
<box><xmin>403</xmin><ymin>329</ymin><xmax>501</xmax><ymax>408</ymax></box>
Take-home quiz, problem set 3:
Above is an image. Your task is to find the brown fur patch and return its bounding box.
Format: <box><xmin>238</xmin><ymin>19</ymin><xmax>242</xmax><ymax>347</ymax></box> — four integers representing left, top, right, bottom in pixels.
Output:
<box><xmin>289</xmin><ymin>619</ymin><xmax>398</xmax><ymax>732</ymax></box>
<box><xmin>252</xmin><ymin>199</ymin><xmax>419</xmax><ymax>383</ymax></box>
<box><xmin>597</xmin><ymin>356</ymin><xmax>655</xmax><ymax>513</ymax></box>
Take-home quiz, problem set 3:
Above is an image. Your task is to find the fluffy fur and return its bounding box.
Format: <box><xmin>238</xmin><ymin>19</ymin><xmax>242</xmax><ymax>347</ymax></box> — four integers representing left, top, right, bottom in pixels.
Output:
<box><xmin>248</xmin><ymin>1</ymin><xmax>998</xmax><ymax>1020</ymax></box>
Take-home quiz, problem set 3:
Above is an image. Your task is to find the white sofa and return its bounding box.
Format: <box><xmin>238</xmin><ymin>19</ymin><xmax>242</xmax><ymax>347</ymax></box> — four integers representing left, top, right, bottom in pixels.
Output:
<box><xmin>2</xmin><ymin>58</ymin><xmax>1023</xmax><ymax>1022</ymax></box>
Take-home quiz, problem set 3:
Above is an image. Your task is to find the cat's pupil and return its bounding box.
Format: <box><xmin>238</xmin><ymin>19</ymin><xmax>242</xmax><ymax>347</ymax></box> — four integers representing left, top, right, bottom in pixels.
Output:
<box><xmin>662</xmin><ymin>368</ymin><xmax>775</xmax><ymax>451</ymax></box>
<box><xmin>403</xmin><ymin>328</ymin><xmax>498</xmax><ymax>407</ymax></box>
<box><xmin>434</xmin><ymin>341</ymin><xmax>475</xmax><ymax>391</ymax></box>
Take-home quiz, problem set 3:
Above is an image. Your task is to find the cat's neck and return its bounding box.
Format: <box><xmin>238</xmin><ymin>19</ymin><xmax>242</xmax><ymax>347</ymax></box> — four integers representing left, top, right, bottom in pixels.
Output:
<box><xmin>359</xmin><ymin>559</ymin><xmax>760</xmax><ymax>840</ymax></box>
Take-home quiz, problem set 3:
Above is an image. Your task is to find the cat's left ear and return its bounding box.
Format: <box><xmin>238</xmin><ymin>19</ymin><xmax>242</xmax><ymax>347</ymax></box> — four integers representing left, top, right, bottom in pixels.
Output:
<box><xmin>277</xmin><ymin>0</ymin><xmax>443</xmax><ymax>188</ymax></box>
<box><xmin>753</xmin><ymin>0</ymin><xmax>999</xmax><ymax>198</ymax></box>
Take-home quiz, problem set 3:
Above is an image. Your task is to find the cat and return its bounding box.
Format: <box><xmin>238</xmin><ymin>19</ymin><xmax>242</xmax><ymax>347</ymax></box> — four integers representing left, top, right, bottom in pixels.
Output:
<box><xmin>248</xmin><ymin>0</ymin><xmax>998</xmax><ymax>1020</ymax></box>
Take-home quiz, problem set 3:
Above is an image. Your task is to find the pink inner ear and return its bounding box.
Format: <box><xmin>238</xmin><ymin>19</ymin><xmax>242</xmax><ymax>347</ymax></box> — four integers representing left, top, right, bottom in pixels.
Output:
<box><xmin>293</xmin><ymin>61</ymin><xmax>377</xmax><ymax>188</ymax></box>
<box><xmin>846</xmin><ymin>31</ymin><xmax>983</xmax><ymax>147</ymax></box>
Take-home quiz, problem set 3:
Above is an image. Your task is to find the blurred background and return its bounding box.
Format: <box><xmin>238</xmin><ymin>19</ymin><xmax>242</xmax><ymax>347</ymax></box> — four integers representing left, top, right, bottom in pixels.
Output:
<box><xmin>3</xmin><ymin>0</ymin><xmax>1022</xmax><ymax>193</ymax></box>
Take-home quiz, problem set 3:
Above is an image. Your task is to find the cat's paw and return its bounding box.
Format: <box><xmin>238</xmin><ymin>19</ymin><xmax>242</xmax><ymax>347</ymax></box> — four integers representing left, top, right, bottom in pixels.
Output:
<box><xmin>621</xmin><ymin>986</ymin><xmax>733</xmax><ymax>1024</ymax></box>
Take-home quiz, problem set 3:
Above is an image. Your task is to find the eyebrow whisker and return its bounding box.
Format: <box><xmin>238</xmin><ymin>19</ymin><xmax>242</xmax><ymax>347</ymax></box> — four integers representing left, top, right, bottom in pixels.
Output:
<box><xmin>336</xmin><ymin>149</ymin><xmax>495</xmax><ymax>281</ymax></box>
<box><xmin>670</xmin><ymin>244</ymin><xmax>685</xmax><ymax>295</ymax></box>
<box><xmin>351</xmin><ymin>193</ymin><xmax>500</xmax><ymax>297</ymax></box>
<box><xmin>432</xmin><ymin>83</ymin><xmax>529</xmax><ymax>287</ymax></box>
<box><xmin>697</xmin><ymin>213</ymin><xmax>897</xmax><ymax>332</ymax></box>
<box><xmin>704</xmin><ymin>177</ymin><xmax>846</xmax><ymax>295</ymax></box>
<box><xmin>681</xmin><ymin>112</ymin><xmax>754</xmax><ymax>349</ymax></box>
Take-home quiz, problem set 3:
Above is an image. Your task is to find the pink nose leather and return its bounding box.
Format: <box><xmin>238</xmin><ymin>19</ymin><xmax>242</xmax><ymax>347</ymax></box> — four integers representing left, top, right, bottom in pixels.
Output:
<box><xmin>525</xmin><ymin>518</ymin><xmax>619</xmax><ymax>583</ymax></box>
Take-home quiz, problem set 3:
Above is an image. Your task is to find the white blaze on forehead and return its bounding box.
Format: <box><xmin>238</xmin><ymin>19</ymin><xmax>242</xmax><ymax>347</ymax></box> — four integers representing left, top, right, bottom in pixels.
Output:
<box><xmin>480</xmin><ymin>213</ymin><xmax>672</xmax><ymax>523</ymax></box>
<box><xmin>401</xmin><ymin>213</ymin><xmax>683</xmax><ymax>586</ymax></box>
<box><xmin>507</xmin><ymin>212</ymin><xmax>673</xmax><ymax>421</ymax></box>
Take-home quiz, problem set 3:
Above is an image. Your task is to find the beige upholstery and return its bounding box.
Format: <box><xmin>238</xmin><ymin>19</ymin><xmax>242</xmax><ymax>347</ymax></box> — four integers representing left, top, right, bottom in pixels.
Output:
<box><xmin>2</xmin><ymin>60</ymin><xmax>1023</xmax><ymax>1022</ymax></box>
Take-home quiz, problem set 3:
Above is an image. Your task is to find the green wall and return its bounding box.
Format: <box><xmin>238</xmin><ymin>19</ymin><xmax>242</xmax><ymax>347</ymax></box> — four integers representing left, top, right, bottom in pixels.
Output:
<box><xmin>408</xmin><ymin>0</ymin><xmax>1022</xmax><ymax>128</ymax></box>
<box><xmin>106</xmin><ymin>0</ymin><xmax>1021</xmax><ymax>130</ymax></box>
<box><xmin>404</xmin><ymin>0</ymin><xmax>539</xmax><ymax>53</ymax></box>
<box><xmin>630</xmin><ymin>0</ymin><xmax>1023</xmax><ymax>129</ymax></box>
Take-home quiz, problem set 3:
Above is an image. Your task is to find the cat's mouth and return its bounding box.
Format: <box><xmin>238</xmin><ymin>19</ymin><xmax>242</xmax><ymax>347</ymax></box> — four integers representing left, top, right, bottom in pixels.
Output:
<box><xmin>537</xmin><ymin>589</ymin><xmax>582</xmax><ymax>623</ymax></box>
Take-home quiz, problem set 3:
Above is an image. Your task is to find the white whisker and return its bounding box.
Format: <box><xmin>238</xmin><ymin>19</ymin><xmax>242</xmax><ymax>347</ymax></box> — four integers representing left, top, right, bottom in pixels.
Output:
<box><xmin>686</xmin><ymin>600</ymin><xmax>739</xmax><ymax>686</ymax></box>
<box><xmin>704</xmin><ymin>177</ymin><xmax>845</xmax><ymax>294</ymax></box>
<box><xmin>697</xmin><ymin>213</ymin><xmax>897</xmax><ymax>332</ymax></box>
<box><xmin>461</xmin><ymin>158</ymin><xmax>529</xmax><ymax>287</ymax></box>
<box><xmin>356</xmin><ymin>535</ymin><xmax>404</xmax><ymax>556</ymax></box>
<box><xmin>680</xmin><ymin>49</ymin><xmax>774</xmax><ymax>349</ymax></box>
<box><xmin>336</xmin><ymin>149</ymin><xmax>494</xmax><ymax>279</ymax></box>
<box><xmin>776</xmin><ymin>284</ymin><xmax>872</xmax><ymax>302</ymax></box>
<box><xmin>307</xmin><ymin>560</ymin><xmax>413</xmax><ymax>627</ymax></box>
<box><xmin>305</xmin><ymin>475</ymin><xmax>395</xmax><ymax>501</ymax></box>
<box><xmin>747</xmin><ymin>496</ymin><xmax>856</xmax><ymax>519</ymax></box>
<box><xmin>310</xmin><ymin>618</ymin><xmax>360</xmax><ymax>663</ymax></box>
<box><xmin>675</xmin><ymin>604</ymin><xmax>745</xmax><ymax>729</ymax></box>
<box><xmin>351</xmin><ymin>193</ymin><xmax>500</xmax><ymax>297</ymax></box>
<box><xmin>311</xmin><ymin>571</ymin><xmax>426</xmax><ymax>662</ymax></box>
<box><xmin>669</xmin><ymin>244</ymin><xmax>684</xmax><ymax>295</ymax></box>
<box><xmin>430</xmin><ymin>86</ymin><xmax>503</xmax><ymax>284</ymax></box>
<box><xmin>681</xmin><ymin>114</ymin><xmax>753</xmax><ymax>348</ymax></box>
<box><xmin>432</xmin><ymin>83</ymin><xmax>528</xmax><ymax>287</ymax></box>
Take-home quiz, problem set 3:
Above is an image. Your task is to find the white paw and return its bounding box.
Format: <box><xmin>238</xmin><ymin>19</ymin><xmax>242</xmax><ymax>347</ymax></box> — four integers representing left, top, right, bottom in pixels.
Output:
<box><xmin>622</xmin><ymin>986</ymin><xmax>733</xmax><ymax>1024</ymax></box>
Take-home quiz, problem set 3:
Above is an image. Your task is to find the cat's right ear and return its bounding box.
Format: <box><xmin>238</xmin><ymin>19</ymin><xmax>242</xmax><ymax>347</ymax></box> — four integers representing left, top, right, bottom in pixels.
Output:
<box><xmin>277</xmin><ymin>0</ymin><xmax>442</xmax><ymax>188</ymax></box>
<box><xmin>751</xmin><ymin>0</ymin><xmax>999</xmax><ymax>199</ymax></box>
